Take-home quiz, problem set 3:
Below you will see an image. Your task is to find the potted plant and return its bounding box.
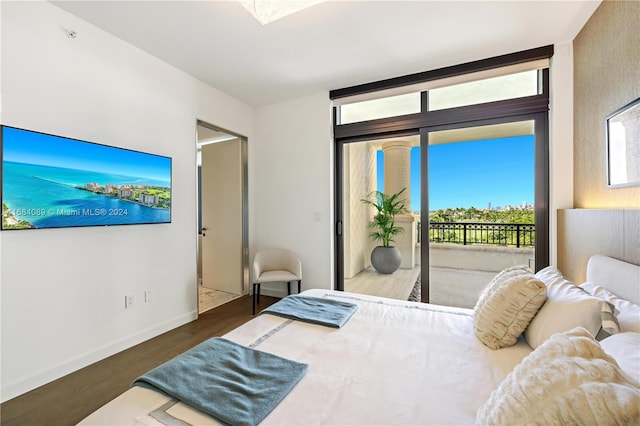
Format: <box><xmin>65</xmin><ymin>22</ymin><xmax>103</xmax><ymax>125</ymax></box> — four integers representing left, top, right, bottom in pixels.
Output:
<box><xmin>361</xmin><ymin>187</ymin><xmax>408</xmax><ymax>274</ymax></box>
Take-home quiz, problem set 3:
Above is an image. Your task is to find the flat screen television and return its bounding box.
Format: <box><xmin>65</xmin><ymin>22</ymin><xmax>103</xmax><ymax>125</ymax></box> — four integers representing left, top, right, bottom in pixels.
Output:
<box><xmin>1</xmin><ymin>125</ymin><xmax>172</xmax><ymax>230</ymax></box>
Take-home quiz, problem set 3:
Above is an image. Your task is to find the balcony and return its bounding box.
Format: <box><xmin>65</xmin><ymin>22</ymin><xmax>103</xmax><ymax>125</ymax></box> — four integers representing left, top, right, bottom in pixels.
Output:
<box><xmin>345</xmin><ymin>222</ymin><xmax>535</xmax><ymax>309</ymax></box>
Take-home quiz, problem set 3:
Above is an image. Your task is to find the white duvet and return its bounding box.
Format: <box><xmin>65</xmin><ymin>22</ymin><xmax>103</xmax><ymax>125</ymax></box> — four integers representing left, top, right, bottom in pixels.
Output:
<box><xmin>79</xmin><ymin>290</ymin><xmax>532</xmax><ymax>425</ymax></box>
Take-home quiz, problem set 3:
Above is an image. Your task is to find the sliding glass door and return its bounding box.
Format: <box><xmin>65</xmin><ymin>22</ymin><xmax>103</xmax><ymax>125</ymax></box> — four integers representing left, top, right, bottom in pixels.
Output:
<box><xmin>333</xmin><ymin>47</ymin><xmax>552</xmax><ymax>304</ymax></box>
<box><xmin>425</xmin><ymin>120</ymin><xmax>537</xmax><ymax>308</ymax></box>
<box><xmin>340</xmin><ymin>135</ymin><xmax>421</xmax><ymax>301</ymax></box>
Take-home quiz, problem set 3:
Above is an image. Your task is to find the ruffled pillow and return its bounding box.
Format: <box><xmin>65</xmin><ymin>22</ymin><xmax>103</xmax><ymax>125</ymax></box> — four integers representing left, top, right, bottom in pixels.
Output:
<box><xmin>474</xmin><ymin>266</ymin><xmax>546</xmax><ymax>349</ymax></box>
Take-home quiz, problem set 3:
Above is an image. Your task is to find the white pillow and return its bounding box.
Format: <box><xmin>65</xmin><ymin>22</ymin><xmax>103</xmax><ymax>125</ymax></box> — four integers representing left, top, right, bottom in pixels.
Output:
<box><xmin>476</xmin><ymin>327</ymin><xmax>640</xmax><ymax>425</ymax></box>
<box><xmin>601</xmin><ymin>332</ymin><xmax>640</xmax><ymax>384</ymax></box>
<box><xmin>581</xmin><ymin>281</ymin><xmax>640</xmax><ymax>333</ymax></box>
<box><xmin>525</xmin><ymin>266</ymin><xmax>603</xmax><ymax>349</ymax></box>
<box><xmin>473</xmin><ymin>266</ymin><xmax>546</xmax><ymax>350</ymax></box>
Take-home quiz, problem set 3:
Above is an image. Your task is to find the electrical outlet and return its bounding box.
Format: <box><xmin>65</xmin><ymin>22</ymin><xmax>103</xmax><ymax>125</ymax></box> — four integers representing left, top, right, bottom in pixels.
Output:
<box><xmin>145</xmin><ymin>290</ymin><xmax>152</xmax><ymax>303</ymax></box>
<box><xmin>125</xmin><ymin>294</ymin><xmax>135</xmax><ymax>309</ymax></box>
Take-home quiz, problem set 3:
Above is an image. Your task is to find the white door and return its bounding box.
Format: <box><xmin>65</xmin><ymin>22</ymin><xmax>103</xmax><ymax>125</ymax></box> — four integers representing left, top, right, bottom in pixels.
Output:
<box><xmin>201</xmin><ymin>139</ymin><xmax>242</xmax><ymax>295</ymax></box>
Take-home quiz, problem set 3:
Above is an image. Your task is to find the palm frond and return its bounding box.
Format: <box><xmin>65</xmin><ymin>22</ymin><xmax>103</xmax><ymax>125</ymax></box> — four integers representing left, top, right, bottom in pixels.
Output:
<box><xmin>361</xmin><ymin>188</ymin><xmax>408</xmax><ymax>246</ymax></box>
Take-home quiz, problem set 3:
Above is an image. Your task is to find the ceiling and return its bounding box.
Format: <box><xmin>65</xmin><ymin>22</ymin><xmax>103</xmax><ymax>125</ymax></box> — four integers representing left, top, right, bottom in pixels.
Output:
<box><xmin>51</xmin><ymin>0</ymin><xmax>601</xmax><ymax>107</ymax></box>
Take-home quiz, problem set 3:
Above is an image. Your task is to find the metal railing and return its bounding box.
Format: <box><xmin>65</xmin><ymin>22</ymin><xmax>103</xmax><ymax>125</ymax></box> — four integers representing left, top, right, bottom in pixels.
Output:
<box><xmin>427</xmin><ymin>222</ymin><xmax>535</xmax><ymax>248</ymax></box>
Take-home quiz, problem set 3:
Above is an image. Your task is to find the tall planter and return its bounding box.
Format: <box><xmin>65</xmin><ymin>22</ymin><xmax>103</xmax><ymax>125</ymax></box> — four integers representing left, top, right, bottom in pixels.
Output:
<box><xmin>371</xmin><ymin>246</ymin><xmax>402</xmax><ymax>274</ymax></box>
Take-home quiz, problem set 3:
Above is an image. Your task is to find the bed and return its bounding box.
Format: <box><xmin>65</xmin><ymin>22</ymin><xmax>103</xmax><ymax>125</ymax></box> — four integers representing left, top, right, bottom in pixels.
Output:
<box><xmin>79</xmin><ymin>254</ymin><xmax>640</xmax><ymax>426</ymax></box>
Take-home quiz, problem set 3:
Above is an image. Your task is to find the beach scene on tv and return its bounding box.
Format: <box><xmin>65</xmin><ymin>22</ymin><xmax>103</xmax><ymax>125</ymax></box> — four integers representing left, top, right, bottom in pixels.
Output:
<box><xmin>1</xmin><ymin>126</ymin><xmax>171</xmax><ymax>230</ymax></box>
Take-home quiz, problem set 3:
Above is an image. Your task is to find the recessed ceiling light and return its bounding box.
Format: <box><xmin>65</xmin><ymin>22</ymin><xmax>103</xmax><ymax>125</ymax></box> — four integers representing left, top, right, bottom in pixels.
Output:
<box><xmin>239</xmin><ymin>0</ymin><xmax>325</xmax><ymax>25</ymax></box>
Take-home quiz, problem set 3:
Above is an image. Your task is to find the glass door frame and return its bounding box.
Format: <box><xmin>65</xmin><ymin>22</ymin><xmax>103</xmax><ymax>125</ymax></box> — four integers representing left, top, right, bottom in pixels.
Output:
<box><xmin>332</xmin><ymin>47</ymin><xmax>552</xmax><ymax>302</ymax></box>
<box><xmin>335</xmin><ymin>128</ymin><xmax>421</xmax><ymax>293</ymax></box>
<box><xmin>418</xmin><ymin>113</ymin><xmax>548</xmax><ymax>302</ymax></box>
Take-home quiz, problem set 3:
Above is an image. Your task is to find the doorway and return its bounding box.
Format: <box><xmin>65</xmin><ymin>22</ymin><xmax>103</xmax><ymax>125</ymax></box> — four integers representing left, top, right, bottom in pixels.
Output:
<box><xmin>337</xmin><ymin>116</ymin><xmax>546</xmax><ymax>308</ymax></box>
<box><xmin>196</xmin><ymin>121</ymin><xmax>248</xmax><ymax>313</ymax></box>
<box><xmin>341</xmin><ymin>135</ymin><xmax>421</xmax><ymax>301</ymax></box>
<box><xmin>426</xmin><ymin>120</ymin><xmax>537</xmax><ymax>308</ymax></box>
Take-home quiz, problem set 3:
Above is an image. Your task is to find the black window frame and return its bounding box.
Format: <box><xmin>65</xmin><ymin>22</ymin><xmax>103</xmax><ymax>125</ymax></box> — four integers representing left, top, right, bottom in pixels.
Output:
<box><xmin>332</xmin><ymin>46</ymin><xmax>552</xmax><ymax>302</ymax></box>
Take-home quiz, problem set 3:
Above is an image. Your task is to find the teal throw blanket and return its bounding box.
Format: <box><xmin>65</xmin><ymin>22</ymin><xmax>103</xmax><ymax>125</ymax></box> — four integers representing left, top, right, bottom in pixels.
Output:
<box><xmin>133</xmin><ymin>337</ymin><xmax>308</xmax><ymax>426</ymax></box>
<box><xmin>260</xmin><ymin>295</ymin><xmax>358</xmax><ymax>328</ymax></box>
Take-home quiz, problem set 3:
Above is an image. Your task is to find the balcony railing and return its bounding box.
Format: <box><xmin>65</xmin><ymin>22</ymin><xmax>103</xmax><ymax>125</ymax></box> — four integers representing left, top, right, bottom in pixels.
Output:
<box><xmin>427</xmin><ymin>222</ymin><xmax>535</xmax><ymax>248</ymax></box>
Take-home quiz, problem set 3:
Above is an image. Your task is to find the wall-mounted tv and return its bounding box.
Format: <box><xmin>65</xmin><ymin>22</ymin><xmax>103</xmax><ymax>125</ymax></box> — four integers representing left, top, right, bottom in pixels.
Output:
<box><xmin>1</xmin><ymin>125</ymin><xmax>171</xmax><ymax>230</ymax></box>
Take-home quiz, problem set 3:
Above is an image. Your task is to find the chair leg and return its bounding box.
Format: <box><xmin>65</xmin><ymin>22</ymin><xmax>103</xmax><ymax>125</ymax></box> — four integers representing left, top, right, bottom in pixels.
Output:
<box><xmin>287</xmin><ymin>281</ymin><xmax>291</xmax><ymax>295</ymax></box>
<box><xmin>297</xmin><ymin>280</ymin><xmax>301</xmax><ymax>294</ymax></box>
<box><xmin>252</xmin><ymin>282</ymin><xmax>260</xmax><ymax>315</ymax></box>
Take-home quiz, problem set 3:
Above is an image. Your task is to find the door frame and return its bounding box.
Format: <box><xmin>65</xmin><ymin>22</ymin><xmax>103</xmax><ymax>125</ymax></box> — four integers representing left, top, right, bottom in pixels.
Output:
<box><xmin>417</xmin><ymin>113</ymin><xmax>548</xmax><ymax>302</ymax></box>
<box><xmin>335</xmin><ymin>113</ymin><xmax>548</xmax><ymax>302</ymax></box>
<box><xmin>196</xmin><ymin>120</ymin><xmax>249</xmax><ymax>305</ymax></box>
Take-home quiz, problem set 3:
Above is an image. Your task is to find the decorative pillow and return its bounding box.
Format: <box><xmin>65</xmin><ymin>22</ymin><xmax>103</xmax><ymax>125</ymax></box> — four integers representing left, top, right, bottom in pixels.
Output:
<box><xmin>598</xmin><ymin>301</ymin><xmax>621</xmax><ymax>340</ymax></box>
<box><xmin>476</xmin><ymin>327</ymin><xmax>640</xmax><ymax>425</ymax></box>
<box><xmin>601</xmin><ymin>332</ymin><xmax>640</xmax><ymax>384</ymax></box>
<box><xmin>581</xmin><ymin>281</ymin><xmax>640</xmax><ymax>333</ymax></box>
<box><xmin>474</xmin><ymin>265</ymin><xmax>546</xmax><ymax>350</ymax></box>
<box><xmin>525</xmin><ymin>266</ymin><xmax>603</xmax><ymax>349</ymax></box>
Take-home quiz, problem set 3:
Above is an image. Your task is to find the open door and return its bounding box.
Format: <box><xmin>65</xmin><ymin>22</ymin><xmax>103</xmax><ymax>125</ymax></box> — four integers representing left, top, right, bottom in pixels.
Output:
<box><xmin>197</xmin><ymin>122</ymin><xmax>248</xmax><ymax>312</ymax></box>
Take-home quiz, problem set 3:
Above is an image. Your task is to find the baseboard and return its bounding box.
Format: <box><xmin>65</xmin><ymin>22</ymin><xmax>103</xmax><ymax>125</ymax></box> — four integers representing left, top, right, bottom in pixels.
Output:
<box><xmin>1</xmin><ymin>310</ymin><xmax>197</xmax><ymax>403</ymax></box>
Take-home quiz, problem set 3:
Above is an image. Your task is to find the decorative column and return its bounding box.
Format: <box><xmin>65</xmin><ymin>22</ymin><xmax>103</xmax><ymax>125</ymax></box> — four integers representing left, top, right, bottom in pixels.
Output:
<box><xmin>382</xmin><ymin>140</ymin><xmax>412</xmax><ymax>207</ymax></box>
<box><xmin>381</xmin><ymin>139</ymin><xmax>416</xmax><ymax>269</ymax></box>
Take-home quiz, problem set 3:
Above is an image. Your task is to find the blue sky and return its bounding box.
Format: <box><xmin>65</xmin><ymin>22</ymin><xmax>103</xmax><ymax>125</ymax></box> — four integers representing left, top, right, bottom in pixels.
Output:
<box><xmin>377</xmin><ymin>135</ymin><xmax>534</xmax><ymax>211</ymax></box>
<box><xmin>2</xmin><ymin>126</ymin><xmax>171</xmax><ymax>182</ymax></box>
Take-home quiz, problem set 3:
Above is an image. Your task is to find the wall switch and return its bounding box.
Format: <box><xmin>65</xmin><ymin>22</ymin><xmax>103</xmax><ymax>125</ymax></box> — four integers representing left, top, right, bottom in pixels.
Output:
<box><xmin>145</xmin><ymin>290</ymin><xmax>152</xmax><ymax>303</ymax></box>
<box><xmin>312</xmin><ymin>211</ymin><xmax>321</xmax><ymax>222</ymax></box>
<box><xmin>125</xmin><ymin>294</ymin><xmax>135</xmax><ymax>309</ymax></box>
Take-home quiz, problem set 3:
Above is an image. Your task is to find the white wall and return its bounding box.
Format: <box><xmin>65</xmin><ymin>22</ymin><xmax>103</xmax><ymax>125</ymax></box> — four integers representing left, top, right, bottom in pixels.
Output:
<box><xmin>252</xmin><ymin>93</ymin><xmax>333</xmax><ymax>296</ymax></box>
<box><xmin>0</xmin><ymin>1</ymin><xmax>253</xmax><ymax>401</ymax></box>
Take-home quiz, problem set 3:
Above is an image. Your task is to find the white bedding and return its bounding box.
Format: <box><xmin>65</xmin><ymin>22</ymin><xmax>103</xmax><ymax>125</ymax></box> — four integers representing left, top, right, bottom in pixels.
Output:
<box><xmin>79</xmin><ymin>290</ymin><xmax>532</xmax><ymax>425</ymax></box>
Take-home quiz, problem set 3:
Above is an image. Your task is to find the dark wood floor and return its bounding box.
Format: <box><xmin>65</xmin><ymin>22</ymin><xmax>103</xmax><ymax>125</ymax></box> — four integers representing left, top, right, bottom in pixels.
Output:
<box><xmin>0</xmin><ymin>295</ymin><xmax>278</xmax><ymax>426</ymax></box>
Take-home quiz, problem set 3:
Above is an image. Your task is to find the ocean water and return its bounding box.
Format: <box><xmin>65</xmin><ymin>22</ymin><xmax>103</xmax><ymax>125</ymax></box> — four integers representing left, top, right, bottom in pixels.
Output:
<box><xmin>2</xmin><ymin>162</ymin><xmax>170</xmax><ymax>228</ymax></box>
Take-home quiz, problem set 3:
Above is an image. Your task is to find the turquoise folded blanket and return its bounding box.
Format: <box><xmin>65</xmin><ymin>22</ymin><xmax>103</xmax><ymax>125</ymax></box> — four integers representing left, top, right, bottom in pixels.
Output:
<box><xmin>133</xmin><ymin>337</ymin><xmax>308</xmax><ymax>426</ymax></box>
<box><xmin>260</xmin><ymin>295</ymin><xmax>358</xmax><ymax>328</ymax></box>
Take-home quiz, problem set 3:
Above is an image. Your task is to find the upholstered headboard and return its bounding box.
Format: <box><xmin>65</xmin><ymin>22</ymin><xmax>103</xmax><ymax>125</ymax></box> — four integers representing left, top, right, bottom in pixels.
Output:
<box><xmin>557</xmin><ymin>209</ymin><xmax>639</xmax><ymax>284</ymax></box>
<box><xmin>586</xmin><ymin>255</ymin><xmax>640</xmax><ymax>305</ymax></box>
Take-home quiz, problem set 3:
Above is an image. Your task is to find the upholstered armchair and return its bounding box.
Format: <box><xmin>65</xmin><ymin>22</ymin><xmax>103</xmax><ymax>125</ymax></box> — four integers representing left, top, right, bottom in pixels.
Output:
<box><xmin>252</xmin><ymin>249</ymin><xmax>302</xmax><ymax>314</ymax></box>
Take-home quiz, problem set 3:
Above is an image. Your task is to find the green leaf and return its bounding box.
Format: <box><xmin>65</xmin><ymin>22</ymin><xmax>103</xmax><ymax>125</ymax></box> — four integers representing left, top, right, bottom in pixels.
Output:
<box><xmin>361</xmin><ymin>188</ymin><xmax>408</xmax><ymax>246</ymax></box>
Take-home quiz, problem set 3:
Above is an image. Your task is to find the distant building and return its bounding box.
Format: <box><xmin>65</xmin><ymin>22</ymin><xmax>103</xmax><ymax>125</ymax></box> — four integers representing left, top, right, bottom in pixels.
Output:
<box><xmin>139</xmin><ymin>192</ymin><xmax>158</xmax><ymax>206</ymax></box>
<box><xmin>118</xmin><ymin>188</ymin><xmax>135</xmax><ymax>198</ymax></box>
<box><xmin>104</xmin><ymin>184</ymin><xmax>116</xmax><ymax>194</ymax></box>
<box><xmin>85</xmin><ymin>182</ymin><xmax>101</xmax><ymax>191</ymax></box>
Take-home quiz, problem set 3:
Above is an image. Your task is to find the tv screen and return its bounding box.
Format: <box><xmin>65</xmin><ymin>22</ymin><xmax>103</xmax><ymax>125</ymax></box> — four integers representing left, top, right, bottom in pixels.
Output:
<box><xmin>1</xmin><ymin>125</ymin><xmax>171</xmax><ymax>230</ymax></box>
